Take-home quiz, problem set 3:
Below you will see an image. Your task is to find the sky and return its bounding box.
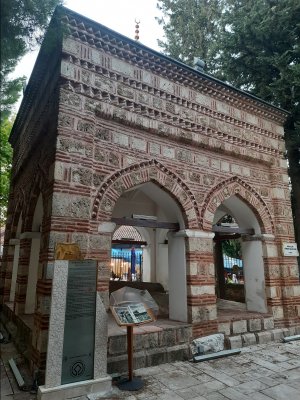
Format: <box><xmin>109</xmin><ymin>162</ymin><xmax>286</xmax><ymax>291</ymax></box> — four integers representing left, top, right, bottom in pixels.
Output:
<box><xmin>12</xmin><ymin>0</ymin><xmax>165</xmax><ymax>111</ymax></box>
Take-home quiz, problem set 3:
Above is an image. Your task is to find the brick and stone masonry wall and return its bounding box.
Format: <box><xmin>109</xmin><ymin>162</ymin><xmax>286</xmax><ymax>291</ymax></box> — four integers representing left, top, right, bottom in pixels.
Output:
<box><xmin>1</xmin><ymin>10</ymin><xmax>299</xmax><ymax>376</ymax></box>
<box><xmin>55</xmin><ymin>29</ymin><xmax>299</xmax><ymax>332</ymax></box>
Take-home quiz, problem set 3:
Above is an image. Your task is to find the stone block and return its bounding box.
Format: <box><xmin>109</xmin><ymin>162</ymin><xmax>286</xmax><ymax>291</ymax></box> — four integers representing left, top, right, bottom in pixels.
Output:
<box><xmin>221</xmin><ymin>161</ymin><xmax>230</xmax><ymax>172</ymax></box>
<box><xmin>108</xmin><ymin>335</ymin><xmax>127</xmax><ymax>356</ymax></box>
<box><xmin>133</xmin><ymin>333</ymin><xmax>146</xmax><ymax>351</ymax></box>
<box><xmin>133</xmin><ymin>351</ymin><xmax>148</xmax><ymax>370</ymax></box>
<box><xmin>176</xmin><ymin>327</ymin><xmax>193</xmax><ymax>344</ymax></box>
<box><xmin>218</xmin><ymin>322</ymin><xmax>231</xmax><ymax>336</ymax></box>
<box><xmin>162</xmin><ymin>146</ymin><xmax>175</xmax><ymax>159</ymax></box>
<box><xmin>282</xmin><ymin>328</ymin><xmax>291</xmax><ymax>337</ymax></box>
<box><xmin>167</xmin><ymin>344</ymin><xmax>190</xmax><ymax>363</ymax></box>
<box><xmin>112</xmin><ymin>132</ymin><xmax>129</xmax><ymax>147</ymax></box>
<box><xmin>190</xmin><ymin>305</ymin><xmax>217</xmax><ymax>322</ymax></box>
<box><xmin>248</xmin><ymin>318</ymin><xmax>262</xmax><ymax>332</ymax></box>
<box><xmin>149</xmin><ymin>142</ymin><xmax>160</xmax><ymax>155</ymax></box>
<box><xmin>232</xmin><ymin>320</ymin><xmax>247</xmax><ymax>334</ymax></box>
<box><xmin>146</xmin><ymin>348</ymin><xmax>167</xmax><ymax>366</ymax></box>
<box><xmin>52</xmin><ymin>193</ymin><xmax>90</xmax><ymax>218</ymax></box>
<box><xmin>107</xmin><ymin>355</ymin><xmax>128</xmax><ymax>374</ymax></box>
<box><xmin>242</xmin><ymin>333</ymin><xmax>257</xmax><ymax>346</ymax></box>
<box><xmin>158</xmin><ymin>329</ymin><xmax>176</xmax><ymax>347</ymax></box>
<box><xmin>271</xmin><ymin>328</ymin><xmax>284</xmax><ymax>341</ymax></box>
<box><xmin>38</xmin><ymin>376</ymin><xmax>112</xmax><ymax>400</ymax></box>
<box><xmin>131</xmin><ymin>137</ymin><xmax>147</xmax><ymax>152</ymax></box>
<box><xmin>190</xmin><ymin>333</ymin><xmax>224</xmax><ymax>355</ymax></box>
<box><xmin>263</xmin><ymin>317</ymin><xmax>274</xmax><ymax>330</ymax></box>
<box><xmin>290</xmin><ymin>326</ymin><xmax>298</xmax><ymax>335</ymax></box>
<box><xmin>190</xmin><ymin>285</ymin><xmax>215</xmax><ymax>296</ymax></box>
<box><xmin>294</xmin><ymin>325</ymin><xmax>300</xmax><ymax>335</ymax></box>
<box><xmin>143</xmin><ymin>332</ymin><xmax>159</xmax><ymax>349</ymax></box>
<box><xmin>272</xmin><ymin>188</ymin><xmax>285</xmax><ymax>199</ymax></box>
<box><xmin>227</xmin><ymin>336</ymin><xmax>242</xmax><ymax>349</ymax></box>
<box><xmin>255</xmin><ymin>331</ymin><xmax>272</xmax><ymax>344</ymax></box>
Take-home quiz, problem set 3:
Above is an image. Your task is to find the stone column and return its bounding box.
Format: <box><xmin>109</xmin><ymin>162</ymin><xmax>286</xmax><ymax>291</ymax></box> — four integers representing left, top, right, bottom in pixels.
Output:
<box><xmin>214</xmin><ymin>238</ymin><xmax>225</xmax><ymax>299</ymax></box>
<box><xmin>9</xmin><ymin>239</ymin><xmax>20</xmax><ymax>303</ymax></box>
<box><xmin>241</xmin><ymin>234</ymin><xmax>268</xmax><ymax>313</ymax></box>
<box><xmin>268</xmin><ymin>158</ymin><xmax>300</xmax><ymax>326</ymax></box>
<box><xmin>274</xmin><ymin>245</ymin><xmax>300</xmax><ymax>327</ymax></box>
<box><xmin>14</xmin><ymin>232</ymin><xmax>40</xmax><ymax>315</ymax></box>
<box><xmin>260</xmin><ymin>234</ymin><xmax>300</xmax><ymax>326</ymax></box>
<box><xmin>0</xmin><ymin>242</ymin><xmax>16</xmax><ymax>304</ymax></box>
<box><xmin>24</xmin><ymin>232</ymin><xmax>41</xmax><ymax>314</ymax></box>
<box><xmin>175</xmin><ymin>230</ymin><xmax>217</xmax><ymax>338</ymax></box>
<box><xmin>95</xmin><ymin>221</ymin><xmax>116</xmax><ymax>309</ymax></box>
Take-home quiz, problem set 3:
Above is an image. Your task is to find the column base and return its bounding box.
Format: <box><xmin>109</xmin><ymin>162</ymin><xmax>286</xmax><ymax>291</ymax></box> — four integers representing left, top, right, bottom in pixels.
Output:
<box><xmin>38</xmin><ymin>375</ymin><xmax>112</xmax><ymax>400</ymax></box>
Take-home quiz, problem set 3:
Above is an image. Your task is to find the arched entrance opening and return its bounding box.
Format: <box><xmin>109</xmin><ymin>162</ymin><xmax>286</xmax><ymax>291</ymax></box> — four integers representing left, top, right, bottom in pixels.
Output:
<box><xmin>110</xmin><ymin>181</ymin><xmax>188</xmax><ymax>322</ymax></box>
<box><xmin>214</xmin><ymin>213</ymin><xmax>245</xmax><ymax>304</ymax></box>
<box><xmin>213</xmin><ymin>195</ymin><xmax>267</xmax><ymax>314</ymax></box>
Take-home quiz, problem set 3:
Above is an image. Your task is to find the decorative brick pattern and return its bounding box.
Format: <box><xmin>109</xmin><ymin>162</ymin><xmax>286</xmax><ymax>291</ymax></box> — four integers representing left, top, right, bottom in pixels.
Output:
<box><xmin>1</xmin><ymin>7</ymin><xmax>299</xmax><ymax>378</ymax></box>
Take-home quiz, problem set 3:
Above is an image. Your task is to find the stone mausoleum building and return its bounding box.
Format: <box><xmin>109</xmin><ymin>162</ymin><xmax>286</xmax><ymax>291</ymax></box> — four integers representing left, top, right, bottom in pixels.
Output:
<box><xmin>1</xmin><ymin>6</ymin><xmax>300</xmax><ymax>396</ymax></box>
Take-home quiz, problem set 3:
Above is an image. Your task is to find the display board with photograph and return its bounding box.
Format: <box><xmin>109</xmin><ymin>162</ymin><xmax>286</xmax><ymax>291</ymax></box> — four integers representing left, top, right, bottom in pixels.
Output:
<box><xmin>111</xmin><ymin>302</ymin><xmax>154</xmax><ymax>326</ymax></box>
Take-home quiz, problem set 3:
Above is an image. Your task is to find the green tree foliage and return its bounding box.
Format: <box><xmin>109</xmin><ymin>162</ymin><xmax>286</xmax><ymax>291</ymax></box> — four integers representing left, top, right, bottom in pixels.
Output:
<box><xmin>157</xmin><ymin>0</ymin><xmax>224</xmax><ymax>69</ymax></box>
<box><xmin>157</xmin><ymin>0</ymin><xmax>300</xmax><ymax>250</ymax></box>
<box><xmin>0</xmin><ymin>0</ymin><xmax>62</xmax><ymax>116</ymax></box>
<box><xmin>222</xmin><ymin>240</ymin><xmax>241</xmax><ymax>259</ymax></box>
<box><xmin>0</xmin><ymin>118</ymin><xmax>13</xmax><ymax>226</ymax></box>
<box><xmin>217</xmin><ymin>1</ymin><xmax>300</xmax><ymax>247</ymax></box>
<box><xmin>0</xmin><ymin>0</ymin><xmax>62</xmax><ymax>224</ymax></box>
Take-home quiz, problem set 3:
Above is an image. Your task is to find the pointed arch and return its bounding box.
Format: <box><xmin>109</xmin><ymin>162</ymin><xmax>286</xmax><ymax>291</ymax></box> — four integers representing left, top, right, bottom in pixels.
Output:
<box><xmin>92</xmin><ymin>159</ymin><xmax>200</xmax><ymax>229</ymax></box>
<box><xmin>23</xmin><ymin>173</ymin><xmax>45</xmax><ymax>232</ymax></box>
<box><xmin>201</xmin><ymin>176</ymin><xmax>274</xmax><ymax>234</ymax></box>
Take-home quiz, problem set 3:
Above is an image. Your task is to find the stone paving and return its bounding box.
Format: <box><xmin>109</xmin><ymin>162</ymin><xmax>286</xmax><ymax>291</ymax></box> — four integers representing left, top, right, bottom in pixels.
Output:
<box><xmin>1</xmin><ymin>339</ymin><xmax>300</xmax><ymax>400</ymax></box>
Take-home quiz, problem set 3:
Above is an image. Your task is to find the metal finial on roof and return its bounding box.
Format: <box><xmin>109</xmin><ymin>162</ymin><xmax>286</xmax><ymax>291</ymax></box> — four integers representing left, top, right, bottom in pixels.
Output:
<box><xmin>134</xmin><ymin>18</ymin><xmax>140</xmax><ymax>41</ymax></box>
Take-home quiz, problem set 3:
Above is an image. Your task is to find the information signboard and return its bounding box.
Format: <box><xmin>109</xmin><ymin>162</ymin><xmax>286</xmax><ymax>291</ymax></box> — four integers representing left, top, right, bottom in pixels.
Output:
<box><xmin>111</xmin><ymin>303</ymin><xmax>154</xmax><ymax>326</ymax></box>
<box><xmin>282</xmin><ymin>243</ymin><xmax>299</xmax><ymax>257</ymax></box>
<box><xmin>61</xmin><ymin>260</ymin><xmax>97</xmax><ymax>385</ymax></box>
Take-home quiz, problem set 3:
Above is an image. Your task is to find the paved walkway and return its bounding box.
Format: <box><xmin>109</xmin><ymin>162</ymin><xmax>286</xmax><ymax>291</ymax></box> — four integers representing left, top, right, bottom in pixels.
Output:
<box><xmin>1</xmin><ymin>339</ymin><xmax>300</xmax><ymax>400</ymax></box>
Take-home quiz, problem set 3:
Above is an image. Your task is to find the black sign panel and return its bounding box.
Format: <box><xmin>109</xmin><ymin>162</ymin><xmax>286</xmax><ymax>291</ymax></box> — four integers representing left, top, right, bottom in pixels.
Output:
<box><xmin>61</xmin><ymin>260</ymin><xmax>97</xmax><ymax>384</ymax></box>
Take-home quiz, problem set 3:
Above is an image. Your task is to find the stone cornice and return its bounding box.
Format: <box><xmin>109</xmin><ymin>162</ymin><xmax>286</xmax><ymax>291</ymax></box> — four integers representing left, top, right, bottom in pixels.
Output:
<box><xmin>59</xmin><ymin>6</ymin><xmax>288</xmax><ymax>124</ymax></box>
<box><xmin>60</xmin><ymin>56</ymin><xmax>284</xmax><ymax>142</ymax></box>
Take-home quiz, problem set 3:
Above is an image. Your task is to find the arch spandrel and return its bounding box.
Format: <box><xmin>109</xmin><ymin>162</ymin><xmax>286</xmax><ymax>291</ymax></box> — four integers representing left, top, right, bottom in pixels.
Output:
<box><xmin>201</xmin><ymin>176</ymin><xmax>275</xmax><ymax>234</ymax></box>
<box><xmin>92</xmin><ymin>159</ymin><xmax>200</xmax><ymax>229</ymax></box>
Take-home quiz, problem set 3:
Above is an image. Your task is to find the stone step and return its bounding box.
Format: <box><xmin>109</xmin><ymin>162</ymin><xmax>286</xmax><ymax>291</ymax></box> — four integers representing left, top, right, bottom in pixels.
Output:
<box><xmin>226</xmin><ymin>325</ymin><xmax>300</xmax><ymax>349</ymax></box>
<box><xmin>108</xmin><ymin>323</ymin><xmax>192</xmax><ymax>374</ymax></box>
<box><xmin>108</xmin><ymin>343</ymin><xmax>190</xmax><ymax>374</ymax></box>
<box><xmin>218</xmin><ymin>316</ymin><xmax>275</xmax><ymax>336</ymax></box>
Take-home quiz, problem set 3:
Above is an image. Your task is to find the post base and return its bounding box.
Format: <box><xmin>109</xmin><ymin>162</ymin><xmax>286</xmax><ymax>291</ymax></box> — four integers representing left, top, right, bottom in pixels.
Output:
<box><xmin>38</xmin><ymin>376</ymin><xmax>112</xmax><ymax>400</ymax></box>
<box><xmin>117</xmin><ymin>376</ymin><xmax>144</xmax><ymax>391</ymax></box>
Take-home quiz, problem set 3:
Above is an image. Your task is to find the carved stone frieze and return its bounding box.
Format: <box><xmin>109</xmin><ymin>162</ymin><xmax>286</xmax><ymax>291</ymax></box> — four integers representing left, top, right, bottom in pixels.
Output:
<box><xmin>60</xmin><ymin>27</ymin><xmax>287</xmax><ymax>125</ymax></box>
<box><xmin>59</xmin><ymin>67</ymin><xmax>284</xmax><ymax>163</ymax></box>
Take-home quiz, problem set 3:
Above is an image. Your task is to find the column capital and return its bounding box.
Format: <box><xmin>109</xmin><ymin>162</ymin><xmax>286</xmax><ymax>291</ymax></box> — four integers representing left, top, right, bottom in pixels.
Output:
<box><xmin>98</xmin><ymin>222</ymin><xmax>116</xmax><ymax>233</ymax></box>
<box><xmin>172</xmin><ymin>229</ymin><xmax>215</xmax><ymax>239</ymax></box>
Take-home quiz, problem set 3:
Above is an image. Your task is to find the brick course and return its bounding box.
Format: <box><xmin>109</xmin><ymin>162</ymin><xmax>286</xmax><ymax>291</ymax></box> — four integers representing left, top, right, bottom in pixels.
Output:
<box><xmin>1</xmin><ymin>7</ymin><xmax>299</xmax><ymax>375</ymax></box>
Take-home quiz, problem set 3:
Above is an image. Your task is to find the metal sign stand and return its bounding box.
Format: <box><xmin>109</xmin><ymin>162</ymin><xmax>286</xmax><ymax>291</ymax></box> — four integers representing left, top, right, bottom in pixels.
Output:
<box><xmin>117</xmin><ymin>325</ymin><xmax>144</xmax><ymax>391</ymax></box>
